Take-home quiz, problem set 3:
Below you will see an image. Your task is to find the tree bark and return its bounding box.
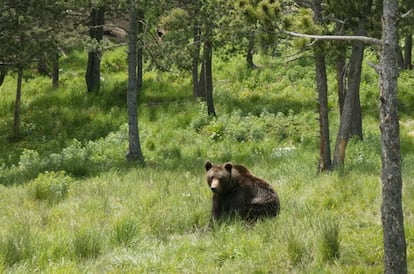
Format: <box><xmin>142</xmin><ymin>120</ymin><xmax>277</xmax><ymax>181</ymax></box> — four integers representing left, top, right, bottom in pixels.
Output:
<box><xmin>52</xmin><ymin>50</ymin><xmax>59</xmax><ymax>89</ymax></box>
<box><xmin>192</xmin><ymin>25</ymin><xmax>201</xmax><ymax>99</ymax></box>
<box><xmin>246</xmin><ymin>29</ymin><xmax>256</xmax><ymax>69</ymax></box>
<box><xmin>126</xmin><ymin>0</ymin><xmax>144</xmax><ymax>162</ymax></box>
<box><xmin>0</xmin><ymin>67</ymin><xmax>6</xmax><ymax>87</ymax></box>
<box><xmin>137</xmin><ymin>8</ymin><xmax>144</xmax><ymax>93</ymax></box>
<box><xmin>312</xmin><ymin>0</ymin><xmax>331</xmax><ymax>172</ymax></box>
<box><xmin>37</xmin><ymin>53</ymin><xmax>49</xmax><ymax>76</ymax></box>
<box><xmin>85</xmin><ymin>7</ymin><xmax>104</xmax><ymax>93</ymax></box>
<box><xmin>333</xmin><ymin>6</ymin><xmax>369</xmax><ymax>169</ymax></box>
<box><xmin>315</xmin><ymin>47</ymin><xmax>331</xmax><ymax>172</ymax></box>
<box><xmin>379</xmin><ymin>0</ymin><xmax>407</xmax><ymax>272</ymax></box>
<box><xmin>198</xmin><ymin>56</ymin><xmax>206</xmax><ymax>100</ymax></box>
<box><xmin>335</xmin><ymin>38</ymin><xmax>346</xmax><ymax>116</ymax></box>
<box><xmin>397</xmin><ymin>45</ymin><xmax>405</xmax><ymax>69</ymax></box>
<box><xmin>404</xmin><ymin>32</ymin><xmax>412</xmax><ymax>70</ymax></box>
<box><xmin>204</xmin><ymin>37</ymin><xmax>216</xmax><ymax>116</ymax></box>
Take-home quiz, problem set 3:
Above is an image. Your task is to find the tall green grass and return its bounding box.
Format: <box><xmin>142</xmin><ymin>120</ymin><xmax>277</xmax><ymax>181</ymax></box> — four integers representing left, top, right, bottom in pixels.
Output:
<box><xmin>0</xmin><ymin>47</ymin><xmax>413</xmax><ymax>272</ymax></box>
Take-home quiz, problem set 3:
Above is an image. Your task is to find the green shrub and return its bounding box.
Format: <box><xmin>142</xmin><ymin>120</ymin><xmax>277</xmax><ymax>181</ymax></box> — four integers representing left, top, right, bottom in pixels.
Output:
<box><xmin>190</xmin><ymin>113</ymin><xmax>211</xmax><ymax>132</ymax></box>
<box><xmin>29</xmin><ymin>171</ymin><xmax>71</xmax><ymax>204</ymax></box>
<box><xmin>18</xmin><ymin>149</ymin><xmax>42</xmax><ymax>176</ymax></box>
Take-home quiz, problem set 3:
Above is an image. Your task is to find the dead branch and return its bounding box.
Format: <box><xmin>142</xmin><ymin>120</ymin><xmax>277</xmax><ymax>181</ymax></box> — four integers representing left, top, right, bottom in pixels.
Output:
<box><xmin>283</xmin><ymin>30</ymin><xmax>382</xmax><ymax>45</ymax></box>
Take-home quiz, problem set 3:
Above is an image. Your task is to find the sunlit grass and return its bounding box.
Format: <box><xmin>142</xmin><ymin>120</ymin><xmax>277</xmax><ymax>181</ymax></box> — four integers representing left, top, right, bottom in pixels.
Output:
<box><xmin>0</xmin><ymin>48</ymin><xmax>413</xmax><ymax>272</ymax></box>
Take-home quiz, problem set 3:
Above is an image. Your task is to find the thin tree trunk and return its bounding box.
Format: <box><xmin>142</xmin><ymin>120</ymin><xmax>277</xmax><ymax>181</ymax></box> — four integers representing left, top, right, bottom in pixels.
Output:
<box><xmin>397</xmin><ymin>45</ymin><xmax>405</xmax><ymax>69</ymax></box>
<box><xmin>37</xmin><ymin>53</ymin><xmax>49</xmax><ymax>76</ymax></box>
<box><xmin>312</xmin><ymin>0</ymin><xmax>331</xmax><ymax>172</ymax></box>
<box><xmin>0</xmin><ymin>67</ymin><xmax>6</xmax><ymax>87</ymax></box>
<box><xmin>350</xmin><ymin>89</ymin><xmax>363</xmax><ymax>139</ymax></box>
<box><xmin>336</xmin><ymin>41</ymin><xmax>346</xmax><ymax>116</ymax></box>
<box><xmin>404</xmin><ymin>32</ymin><xmax>412</xmax><ymax>70</ymax></box>
<box><xmin>332</xmin><ymin>4</ymin><xmax>370</xmax><ymax>169</ymax></box>
<box><xmin>315</xmin><ymin>47</ymin><xmax>331</xmax><ymax>172</ymax></box>
<box><xmin>126</xmin><ymin>0</ymin><xmax>144</xmax><ymax>162</ymax></box>
<box><xmin>137</xmin><ymin>8</ymin><xmax>144</xmax><ymax>93</ymax></box>
<box><xmin>198</xmin><ymin>57</ymin><xmax>206</xmax><ymax>100</ymax></box>
<box><xmin>13</xmin><ymin>66</ymin><xmax>23</xmax><ymax>138</ymax></box>
<box><xmin>246</xmin><ymin>29</ymin><xmax>256</xmax><ymax>69</ymax></box>
<box><xmin>192</xmin><ymin>25</ymin><xmax>201</xmax><ymax>99</ymax></box>
<box><xmin>204</xmin><ymin>38</ymin><xmax>215</xmax><ymax>116</ymax></box>
<box><xmin>85</xmin><ymin>7</ymin><xmax>104</xmax><ymax>93</ymax></box>
<box><xmin>52</xmin><ymin>50</ymin><xmax>59</xmax><ymax>89</ymax></box>
<box><xmin>348</xmin><ymin>5</ymin><xmax>370</xmax><ymax>140</ymax></box>
<box><xmin>380</xmin><ymin>0</ymin><xmax>407</xmax><ymax>272</ymax></box>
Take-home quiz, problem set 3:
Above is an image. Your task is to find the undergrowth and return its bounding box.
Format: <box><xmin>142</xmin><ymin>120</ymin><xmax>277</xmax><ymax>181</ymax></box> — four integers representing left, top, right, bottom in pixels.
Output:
<box><xmin>0</xmin><ymin>48</ymin><xmax>413</xmax><ymax>272</ymax></box>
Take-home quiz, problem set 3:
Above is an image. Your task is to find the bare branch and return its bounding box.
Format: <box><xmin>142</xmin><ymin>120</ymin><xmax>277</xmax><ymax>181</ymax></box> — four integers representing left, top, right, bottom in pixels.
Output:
<box><xmin>144</xmin><ymin>46</ymin><xmax>169</xmax><ymax>72</ymax></box>
<box><xmin>293</xmin><ymin>0</ymin><xmax>312</xmax><ymax>9</ymax></box>
<box><xmin>283</xmin><ymin>30</ymin><xmax>382</xmax><ymax>45</ymax></box>
<box><xmin>367</xmin><ymin>60</ymin><xmax>381</xmax><ymax>73</ymax></box>
<box><xmin>401</xmin><ymin>9</ymin><xmax>413</xmax><ymax>19</ymax></box>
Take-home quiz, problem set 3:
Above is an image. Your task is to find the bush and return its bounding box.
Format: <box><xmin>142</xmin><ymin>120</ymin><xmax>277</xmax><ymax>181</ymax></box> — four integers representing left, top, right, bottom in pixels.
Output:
<box><xmin>29</xmin><ymin>171</ymin><xmax>71</xmax><ymax>205</ymax></box>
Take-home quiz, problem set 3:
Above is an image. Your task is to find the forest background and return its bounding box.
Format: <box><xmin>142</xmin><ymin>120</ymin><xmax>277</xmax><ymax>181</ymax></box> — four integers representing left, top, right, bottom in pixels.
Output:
<box><xmin>0</xmin><ymin>0</ymin><xmax>413</xmax><ymax>272</ymax></box>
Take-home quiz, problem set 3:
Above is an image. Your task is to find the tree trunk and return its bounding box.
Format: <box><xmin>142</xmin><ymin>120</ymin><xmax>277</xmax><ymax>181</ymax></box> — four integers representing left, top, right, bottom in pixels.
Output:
<box><xmin>333</xmin><ymin>9</ymin><xmax>369</xmax><ymax>169</ymax></box>
<box><xmin>335</xmin><ymin>40</ymin><xmax>346</xmax><ymax>116</ymax></box>
<box><xmin>312</xmin><ymin>0</ymin><xmax>331</xmax><ymax>172</ymax></box>
<box><xmin>404</xmin><ymin>32</ymin><xmax>412</xmax><ymax>70</ymax></box>
<box><xmin>204</xmin><ymin>38</ymin><xmax>216</xmax><ymax>116</ymax></box>
<box><xmin>397</xmin><ymin>46</ymin><xmax>405</xmax><ymax>69</ymax></box>
<box><xmin>348</xmin><ymin>3</ymin><xmax>371</xmax><ymax>140</ymax></box>
<box><xmin>126</xmin><ymin>0</ymin><xmax>144</xmax><ymax>162</ymax></box>
<box><xmin>52</xmin><ymin>51</ymin><xmax>59</xmax><ymax>89</ymax></box>
<box><xmin>315</xmin><ymin>47</ymin><xmax>331</xmax><ymax>172</ymax></box>
<box><xmin>0</xmin><ymin>67</ymin><xmax>6</xmax><ymax>87</ymax></box>
<box><xmin>37</xmin><ymin>53</ymin><xmax>49</xmax><ymax>76</ymax></box>
<box><xmin>85</xmin><ymin>7</ymin><xmax>104</xmax><ymax>93</ymax></box>
<box><xmin>246</xmin><ymin>29</ymin><xmax>256</xmax><ymax>69</ymax></box>
<box><xmin>137</xmin><ymin>8</ymin><xmax>144</xmax><ymax>93</ymax></box>
<box><xmin>198</xmin><ymin>57</ymin><xmax>206</xmax><ymax>100</ymax></box>
<box><xmin>379</xmin><ymin>0</ymin><xmax>407</xmax><ymax>272</ymax></box>
<box><xmin>192</xmin><ymin>25</ymin><xmax>201</xmax><ymax>99</ymax></box>
<box><xmin>13</xmin><ymin>66</ymin><xmax>23</xmax><ymax>138</ymax></box>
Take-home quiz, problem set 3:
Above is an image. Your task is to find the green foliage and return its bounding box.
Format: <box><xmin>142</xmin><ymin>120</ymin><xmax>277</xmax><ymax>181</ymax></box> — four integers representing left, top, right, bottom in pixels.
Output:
<box><xmin>0</xmin><ymin>123</ymin><xmax>129</xmax><ymax>184</ymax></box>
<box><xmin>29</xmin><ymin>171</ymin><xmax>71</xmax><ymax>205</ymax></box>
<box><xmin>398</xmin><ymin>71</ymin><xmax>414</xmax><ymax>115</ymax></box>
<box><xmin>0</xmin><ymin>44</ymin><xmax>413</xmax><ymax>272</ymax></box>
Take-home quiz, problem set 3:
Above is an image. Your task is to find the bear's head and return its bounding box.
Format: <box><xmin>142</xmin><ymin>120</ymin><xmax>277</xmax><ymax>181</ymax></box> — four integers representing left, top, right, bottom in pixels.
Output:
<box><xmin>204</xmin><ymin>160</ymin><xmax>234</xmax><ymax>194</ymax></box>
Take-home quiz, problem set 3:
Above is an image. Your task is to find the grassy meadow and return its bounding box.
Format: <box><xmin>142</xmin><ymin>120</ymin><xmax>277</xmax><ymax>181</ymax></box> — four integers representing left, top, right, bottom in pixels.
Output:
<box><xmin>0</xmin><ymin>48</ymin><xmax>413</xmax><ymax>273</ymax></box>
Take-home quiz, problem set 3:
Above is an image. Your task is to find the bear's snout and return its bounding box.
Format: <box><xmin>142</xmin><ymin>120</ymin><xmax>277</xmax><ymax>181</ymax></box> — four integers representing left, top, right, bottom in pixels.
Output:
<box><xmin>210</xmin><ymin>178</ymin><xmax>220</xmax><ymax>193</ymax></box>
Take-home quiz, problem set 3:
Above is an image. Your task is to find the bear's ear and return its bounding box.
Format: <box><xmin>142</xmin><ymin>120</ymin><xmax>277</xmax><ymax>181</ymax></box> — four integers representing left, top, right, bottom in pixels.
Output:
<box><xmin>224</xmin><ymin>162</ymin><xmax>232</xmax><ymax>173</ymax></box>
<box><xmin>205</xmin><ymin>160</ymin><xmax>213</xmax><ymax>171</ymax></box>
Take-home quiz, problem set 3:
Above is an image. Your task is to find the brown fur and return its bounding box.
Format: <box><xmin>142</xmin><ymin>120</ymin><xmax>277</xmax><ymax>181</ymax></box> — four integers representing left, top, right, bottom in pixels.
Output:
<box><xmin>204</xmin><ymin>160</ymin><xmax>280</xmax><ymax>223</ymax></box>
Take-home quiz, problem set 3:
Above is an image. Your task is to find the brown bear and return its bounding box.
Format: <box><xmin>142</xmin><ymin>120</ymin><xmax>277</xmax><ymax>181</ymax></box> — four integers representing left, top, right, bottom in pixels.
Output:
<box><xmin>204</xmin><ymin>160</ymin><xmax>280</xmax><ymax>223</ymax></box>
